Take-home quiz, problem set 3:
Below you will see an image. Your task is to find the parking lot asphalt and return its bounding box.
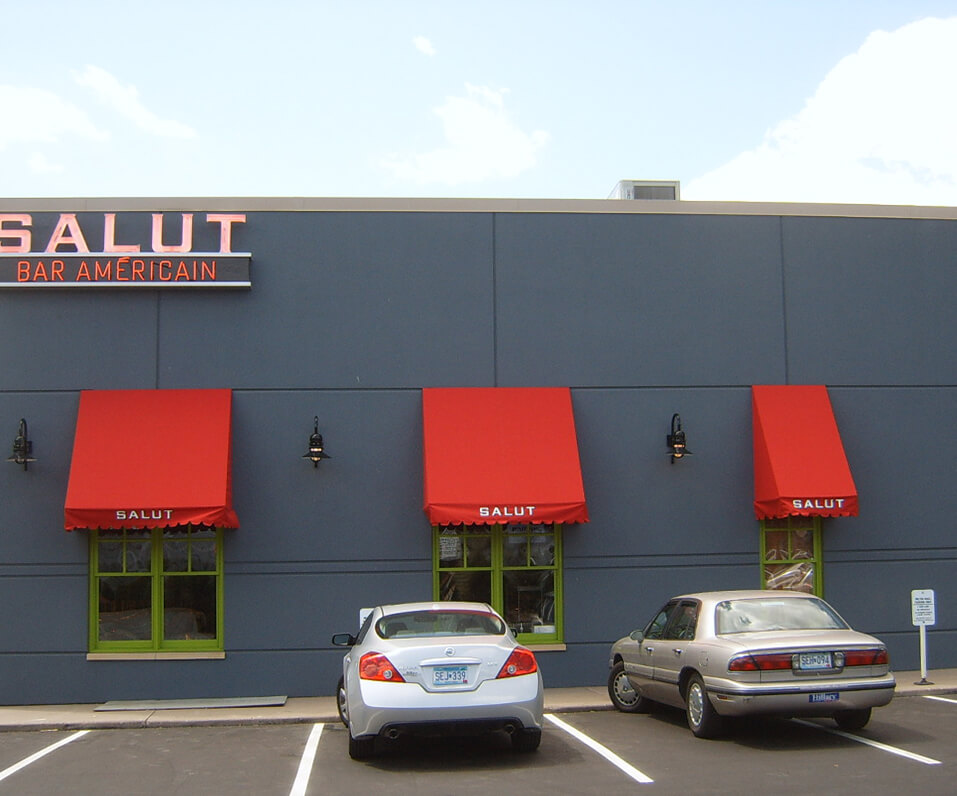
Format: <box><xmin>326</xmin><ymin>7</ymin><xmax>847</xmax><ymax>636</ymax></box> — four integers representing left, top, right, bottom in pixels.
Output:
<box><xmin>1</xmin><ymin>668</ymin><xmax>954</xmax><ymax>733</ymax></box>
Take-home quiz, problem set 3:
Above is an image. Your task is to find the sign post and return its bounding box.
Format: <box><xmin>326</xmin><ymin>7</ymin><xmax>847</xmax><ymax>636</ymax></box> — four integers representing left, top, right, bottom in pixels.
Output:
<box><xmin>911</xmin><ymin>589</ymin><xmax>936</xmax><ymax>685</ymax></box>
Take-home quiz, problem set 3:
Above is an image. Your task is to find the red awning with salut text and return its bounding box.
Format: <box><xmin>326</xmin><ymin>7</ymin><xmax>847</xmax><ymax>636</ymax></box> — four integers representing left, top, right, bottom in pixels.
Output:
<box><xmin>64</xmin><ymin>389</ymin><xmax>239</xmax><ymax>531</ymax></box>
<box><xmin>423</xmin><ymin>387</ymin><xmax>588</xmax><ymax>526</ymax></box>
<box><xmin>752</xmin><ymin>385</ymin><xmax>858</xmax><ymax>520</ymax></box>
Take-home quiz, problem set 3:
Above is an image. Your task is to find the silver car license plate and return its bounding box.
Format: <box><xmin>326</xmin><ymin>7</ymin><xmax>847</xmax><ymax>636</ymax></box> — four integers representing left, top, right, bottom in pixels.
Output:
<box><xmin>809</xmin><ymin>692</ymin><xmax>839</xmax><ymax>703</ymax></box>
<box><xmin>798</xmin><ymin>652</ymin><xmax>833</xmax><ymax>670</ymax></box>
<box><xmin>433</xmin><ymin>665</ymin><xmax>468</xmax><ymax>685</ymax></box>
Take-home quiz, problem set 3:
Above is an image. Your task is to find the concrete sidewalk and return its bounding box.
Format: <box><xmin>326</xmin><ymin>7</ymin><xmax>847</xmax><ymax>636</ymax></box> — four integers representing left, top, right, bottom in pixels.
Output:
<box><xmin>1</xmin><ymin>670</ymin><xmax>955</xmax><ymax>733</ymax></box>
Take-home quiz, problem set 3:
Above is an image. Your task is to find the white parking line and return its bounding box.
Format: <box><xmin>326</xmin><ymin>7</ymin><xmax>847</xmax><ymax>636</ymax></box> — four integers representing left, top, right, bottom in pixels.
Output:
<box><xmin>0</xmin><ymin>730</ymin><xmax>91</xmax><ymax>784</ymax></box>
<box><xmin>289</xmin><ymin>723</ymin><xmax>324</xmax><ymax>796</ymax></box>
<box><xmin>792</xmin><ymin>719</ymin><xmax>942</xmax><ymax>765</ymax></box>
<box><xmin>544</xmin><ymin>713</ymin><xmax>654</xmax><ymax>784</ymax></box>
<box><xmin>925</xmin><ymin>695</ymin><xmax>957</xmax><ymax>706</ymax></box>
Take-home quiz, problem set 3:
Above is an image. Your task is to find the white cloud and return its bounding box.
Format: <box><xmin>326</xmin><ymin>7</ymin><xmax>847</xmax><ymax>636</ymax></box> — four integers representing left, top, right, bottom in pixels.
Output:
<box><xmin>413</xmin><ymin>36</ymin><xmax>436</xmax><ymax>56</ymax></box>
<box><xmin>72</xmin><ymin>65</ymin><xmax>197</xmax><ymax>139</ymax></box>
<box><xmin>684</xmin><ymin>17</ymin><xmax>957</xmax><ymax>205</ymax></box>
<box><xmin>0</xmin><ymin>85</ymin><xmax>108</xmax><ymax>149</ymax></box>
<box><xmin>27</xmin><ymin>152</ymin><xmax>64</xmax><ymax>174</ymax></box>
<box><xmin>380</xmin><ymin>84</ymin><xmax>549</xmax><ymax>184</ymax></box>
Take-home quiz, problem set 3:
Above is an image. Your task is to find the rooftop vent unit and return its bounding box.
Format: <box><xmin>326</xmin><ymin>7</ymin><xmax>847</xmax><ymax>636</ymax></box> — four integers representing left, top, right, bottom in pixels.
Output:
<box><xmin>609</xmin><ymin>180</ymin><xmax>680</xmax><ymax>201</ymax></box>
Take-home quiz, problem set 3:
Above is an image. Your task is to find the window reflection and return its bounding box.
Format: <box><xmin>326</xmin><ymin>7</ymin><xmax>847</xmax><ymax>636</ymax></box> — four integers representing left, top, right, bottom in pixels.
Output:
<box><xmin>764</xmin><ymin>562</ymin><xmax>815</xmax><ymax>593</ymax></box>
<box><xmin>164</xmin><ymin>575</ymin><xmax>216</xmax><ymax>639</ymax></box>
<box><xmin>98</xmin><ymin>576</ymin><xmax>152</xmax><ymax>641</ymax></box>
<box><xmin>191</xmin><ymin>540</ymin><xmax>216</xmax><ymax>571</ymax></box>
<box><xmin>503</xmin><ymin>570</ymin><xmax>555</xmax><ymax>635</ymax></box>
<box><xmin>439</xmin><ymin>571</ymin><xmax>491</xmax><ymax>604</ymax></box>
<box><xmin>164</xmin><ymin>540</ymin><xmax>188</xmax><ymax>572</ymax></box>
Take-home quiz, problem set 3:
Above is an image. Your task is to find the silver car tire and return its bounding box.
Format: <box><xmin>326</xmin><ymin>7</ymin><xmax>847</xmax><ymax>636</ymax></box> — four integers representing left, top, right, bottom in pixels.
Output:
<box><xmin>336</xmin><ymin>677</ymin><xmax>348</xmax><ymax>728</ymax></box>
<box><xmin>608</xmin><ymin>661</ymin><xmax>650</xmax><ymax>713</ymax></box>
<box><xmin>834</xmin><ymin>707</ymin><xmax>871</xmax><ymax>731</ymax></box>
<box><xmin>685</xmin><ymin>674</ymin><xmax>723</xmax><ymax>738</ymax></box>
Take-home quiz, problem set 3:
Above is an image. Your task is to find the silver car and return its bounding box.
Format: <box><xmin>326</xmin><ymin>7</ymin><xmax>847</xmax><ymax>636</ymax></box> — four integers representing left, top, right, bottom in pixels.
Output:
<box><xmin>608</xmin><ymin>590</ymin><xmax>895</xmax><ymax>738</ymax></box>
<box><xmin>332</xmin><ymin>601</ymin><xmax>544</xmax><ymax>759</ymax></box>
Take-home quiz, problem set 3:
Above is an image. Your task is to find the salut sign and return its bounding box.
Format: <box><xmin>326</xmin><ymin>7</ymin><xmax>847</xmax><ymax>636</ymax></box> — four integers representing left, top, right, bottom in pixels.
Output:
<box><xmin>0</xmin><ymin>212</ymin><xmax>251</xmax><ymax>288</ymax></box>
<box><xmin>791</xmin><ymin>498</ymin><xmax>847</xmax><ymax>511</ymax></box>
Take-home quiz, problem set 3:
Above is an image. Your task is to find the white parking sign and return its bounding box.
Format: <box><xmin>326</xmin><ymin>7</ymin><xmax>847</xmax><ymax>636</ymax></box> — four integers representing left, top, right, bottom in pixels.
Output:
<box><xmin>911</xmin><ymin>589</ymin><xmax>936</xmax><ymax>626</ymax></box>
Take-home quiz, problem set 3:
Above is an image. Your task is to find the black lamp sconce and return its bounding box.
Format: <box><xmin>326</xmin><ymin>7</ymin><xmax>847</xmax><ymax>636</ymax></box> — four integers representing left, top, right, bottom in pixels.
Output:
<box><xmin>303</xmin><ymin>416</ymin><xmax>331</xmax><ymax>468</ymax></box>
<box><xmin>666</xmin><ymin>413</ymin><xmax>692</xmax><ymax>463</ymax></box>
<box><xmin>8</xmin><ymin>418</ymin><xmax>36</xmax><ymax>470</ymax></box>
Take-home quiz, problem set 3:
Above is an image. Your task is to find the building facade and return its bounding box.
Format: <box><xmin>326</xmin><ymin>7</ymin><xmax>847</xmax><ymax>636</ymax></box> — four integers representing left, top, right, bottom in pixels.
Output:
<box><xmin>0</xmin><ymin>197</ymin><xmax>954</xmax><ymax>705</ymax></box>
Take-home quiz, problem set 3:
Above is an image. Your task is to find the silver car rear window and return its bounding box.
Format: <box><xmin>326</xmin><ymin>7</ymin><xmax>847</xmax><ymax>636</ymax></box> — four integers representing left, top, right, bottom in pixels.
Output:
<box><xmin>715</xmin><ymin>597</ymin><xmax>849</xmax><ymax>634</ymax></box>
<box><xmin>376</xmin><ymin>611</ymin><xmax>506</xmax><ymax>639</ymax></box>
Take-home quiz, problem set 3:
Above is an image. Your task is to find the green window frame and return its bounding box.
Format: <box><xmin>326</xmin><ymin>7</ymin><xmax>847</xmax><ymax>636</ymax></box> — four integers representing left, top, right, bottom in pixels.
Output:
<box><xmin>89</xmin><ymin>525</ymin><xmax>224</xmax><ymax>652</ymax></box>
<box><xmin>433</xmin><ymin>523</ymin><xmax>563</xmax><ymax>645</ymax></box>
<box><xmin>760</xmin><ymin>516</ymin><xmax>823</xmax><ymax>596</ymax></box>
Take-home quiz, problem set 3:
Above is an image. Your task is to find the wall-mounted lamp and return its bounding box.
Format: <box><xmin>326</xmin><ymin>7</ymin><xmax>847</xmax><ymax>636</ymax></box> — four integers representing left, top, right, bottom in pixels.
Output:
<box><xmin>666</xmin><ymin>413</ymin><xmax>692</xmax><ymax>463</ymax></box>
<box><xmin>302</xmin><ymin>416</ymin><xmax>331</xmax><ymax>468</ymax></box>
<box><xmin>7</xmin><ymin>418</ymin><xmax>36</xmax><ymax>470</ymax></box>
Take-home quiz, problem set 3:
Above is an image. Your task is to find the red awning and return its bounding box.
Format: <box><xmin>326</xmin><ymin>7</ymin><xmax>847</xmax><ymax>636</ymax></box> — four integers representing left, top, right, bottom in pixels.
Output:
<box><xmin>65</xmin><ymin>389</ymin><xmax>239</xmax><ymax>531</ymax></box>
<box><xmin>423</xmin><ymin>387</ymin><xmax>588</xmax><ymax>526</ymax></box>
<box><xmin>752</xmin><ymin>385</ymin><xmax>858</xmax><ymax>520</ymax></box>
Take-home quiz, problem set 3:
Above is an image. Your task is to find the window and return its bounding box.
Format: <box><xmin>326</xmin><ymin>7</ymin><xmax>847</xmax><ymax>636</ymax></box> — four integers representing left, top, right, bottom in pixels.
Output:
<box><xmin>644</xmin><ymin>600</ymin><xmax>701</xmax><ymax>641</ymax></box>
<box><xmin>434</xmin><ymin>523</ymin><xmax>562</xmax><ymax>644</ymax></box>
<box><xmin>760</xmin><ymin>517</ymin><xmax>822</xmax><ymax>595</ymax></box>
<box><xmin>666</xmin><ymin>601</ymin><xmax>699</xmax><ymax>640</ymax></box>
<box><xmin>644</xmin><ymin>602</ymin><xmax>678</xmax><ymax>640</ymax></box>
<box><xmin>90</xmin><ymin>525</ymin><xmax>223</xmax><ymax>651</ymax></box>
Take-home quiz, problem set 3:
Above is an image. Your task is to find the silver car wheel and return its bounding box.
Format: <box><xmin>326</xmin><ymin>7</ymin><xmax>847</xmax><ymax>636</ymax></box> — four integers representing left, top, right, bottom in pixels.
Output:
<box><xmin>607</xmin><ymin>661</ymin><xmax>650</xmax><ymax>713</ymax></box>
<box><xmin>685</xmin><ymin>674</ymin><xmax>723</xmax><ymax>738</ymax></box>
<box><xmin>337</xmin><ymin>677</ymin><xmax>349</xmax><ymax>727</ymax></box>
<box><xmin>613</xmin><ymin>671</ymin><xmax>637</xmax><ymax>705</ymax></box>
<box><xmin>687</xmin><ymin>680</ymin><xmax>704</xmax><ymax>727</ymax></box>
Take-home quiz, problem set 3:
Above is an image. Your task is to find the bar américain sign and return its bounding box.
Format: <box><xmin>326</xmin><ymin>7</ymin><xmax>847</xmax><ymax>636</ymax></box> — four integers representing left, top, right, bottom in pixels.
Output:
<box><xmin>0</xmin><ymin>212</ymin><xmax>251</xmax><ymax>289</ymax></box>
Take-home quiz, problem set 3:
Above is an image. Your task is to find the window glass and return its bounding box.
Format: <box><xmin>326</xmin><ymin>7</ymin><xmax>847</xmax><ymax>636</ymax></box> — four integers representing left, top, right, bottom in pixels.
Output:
<box><xmin>504</xmin><ymin>570</ymin><xmax>555</xmax><ymax>634</ymax></box>
<box><xmin>466</xmin><ymin>535</ymin><xmax>492</xmax><ymax>567</ymax></box>
<box><xmin>164</xmin><ymin>574</ymin><xmax>217</xmax><ymax>640</ymax></box>
<box><xmin>644</xmin><ymin>602</ymin><xmax>677</xmax><ymax>640</ymax></box>
<box><xmin>439</xmin><ymin>571</ymin><xmax>492</xmax><ymax>604</ymax></box>
<box><xmin>97</xmin><ymin>541</ymin><xmax>124</xmax><ymax>573</ymax></box>
<box><xmin>791</xmin><ymin>528</ymin><xmax>814</xmax><ymax>559</ymax></box>
<box><xmin>530</xmin><ymin>531</ymin><xmax>555</xmax><ymax>566</ymax></box>
<box><xmin>163</xmin><ymin>540</ymin><xmax>189</xmax><ymax>572</ymax></box>
<box><xmin>125</xmin><ymin>542</ymin><xmax>151</xmax><ymax>573</ymax></box>
<box><xmin>91</xmin><ymin>526</ymin><xmax>223</xmax><ymax>651</ymax></box>
<box><xmin>376</xmin><ymin>610</ymin><xmax>506</xmax><ymax>639</ymax></box>
<box><xmin>434</xmin><ymin>523</ymin><xmax>562</xmax><ymax>643</ymax></box>
<box><xmin>765</xmin><ymin>561</ymin><xmax>815</xmax><ymax>592</ymax></box>
<box><xmin>191</xmin><ymin>540</ymin><xmax>217</xmax><ymax>572</ymax></box>
<box><xmin>503</xmin><ymin>533</ymin><xmax>526</xmax><ymax>566</ymax></box>
<box><xmin>665</xmin><ymin>601</ymin><xmax>698</xmax><ymax>640</ymax></box>
<box><xmin>716</xmin><ymin>596</ymin><xmax>847</xmax><ymax>634</ymax></box>
<box><xmin>98</xmin><ymin>576</ymin><xmax>151</xmax><ymax>642</ymax></box>
<box><xmin>761</xmin><ymin>517</ymin><xmax>822</xmax><ymax>596</ymax></box>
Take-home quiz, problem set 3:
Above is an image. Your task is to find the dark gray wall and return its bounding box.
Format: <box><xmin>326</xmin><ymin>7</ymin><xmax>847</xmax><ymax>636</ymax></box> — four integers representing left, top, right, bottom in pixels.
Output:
<box><xmin>1</xmin><ymin>205</ymin><xmax>953</xmax><ymax>704</ymax></box>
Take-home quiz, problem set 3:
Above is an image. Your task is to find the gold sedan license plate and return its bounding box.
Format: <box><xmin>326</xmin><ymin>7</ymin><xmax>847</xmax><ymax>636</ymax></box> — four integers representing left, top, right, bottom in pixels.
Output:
<box><xmin>798</xmin><ymin>652</ymin><xmax>833</xmax><ymax>670</ymax></box>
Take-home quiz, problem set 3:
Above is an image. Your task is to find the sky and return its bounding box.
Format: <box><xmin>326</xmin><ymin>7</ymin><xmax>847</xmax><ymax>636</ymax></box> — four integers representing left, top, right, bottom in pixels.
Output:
<box><xmin>2</xmin><ymin>1</ymin><xmax>957</xmax><ymax>205</ymax></box>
